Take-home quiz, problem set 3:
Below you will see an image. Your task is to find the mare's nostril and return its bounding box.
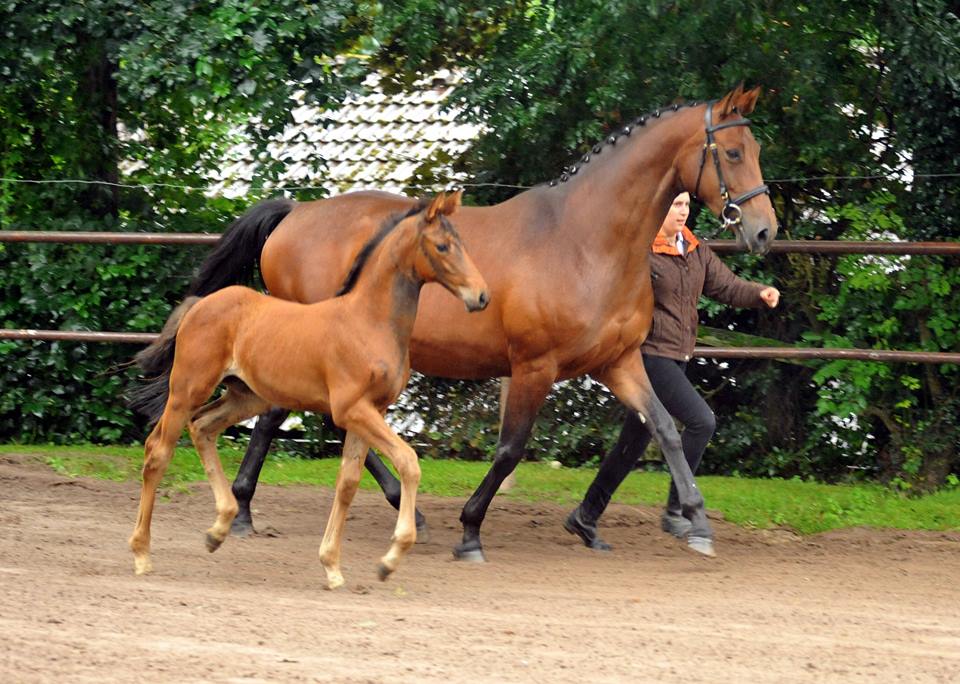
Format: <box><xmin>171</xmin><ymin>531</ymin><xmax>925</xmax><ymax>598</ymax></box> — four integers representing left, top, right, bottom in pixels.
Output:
<box><xmin>479</xmin><ymin>292</ymin><xmax>490</xmax><ymax>309</ymax></box>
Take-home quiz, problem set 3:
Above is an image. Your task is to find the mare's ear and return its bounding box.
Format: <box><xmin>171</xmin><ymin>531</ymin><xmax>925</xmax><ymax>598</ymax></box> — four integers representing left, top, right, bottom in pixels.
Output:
<box><xmin>439</xmin><ymin>189</ymin><xmax>462</xmax><ymax>216</ymax></box>
<box><xmin>424</xmin><ymin>192</ymin><xmax>447</xmax><ymax>223</ymax></box>
<box><xmin>718</xmin><ymin>82</ymin><xmax>761</xmax><ymax>117</ymax></box>
<box><xmin>717</xmin><ymin>82</ymin><xmax>744</xmax><ymax>118</ymax></box>
<box><xmin>736</xmin><ymin>85</ymin><xmax>761</xmax><ymax>115</ymax></box>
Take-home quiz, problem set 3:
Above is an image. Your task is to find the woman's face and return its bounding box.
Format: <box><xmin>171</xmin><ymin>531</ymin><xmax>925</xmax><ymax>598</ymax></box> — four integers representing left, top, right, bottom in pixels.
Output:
<box><xmin>658</xmin><ymin>192</ymin><xmax>691</xmax><ymax>239</ymax></box>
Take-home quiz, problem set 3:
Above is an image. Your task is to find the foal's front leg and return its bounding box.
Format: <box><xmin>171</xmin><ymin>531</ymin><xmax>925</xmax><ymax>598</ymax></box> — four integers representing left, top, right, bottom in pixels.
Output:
<box><xmin>318</xmin><ymin>431</ymin><xmax>367</xmax><ymax>590</ymax></box>
<box><xmin>339</xmin><ymin>402</ymin><xmax>421</xmax><ymax>581</ymax></box>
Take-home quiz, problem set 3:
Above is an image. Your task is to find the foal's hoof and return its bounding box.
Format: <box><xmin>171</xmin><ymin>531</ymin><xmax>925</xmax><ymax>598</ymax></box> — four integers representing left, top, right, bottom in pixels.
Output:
<box><xmin>205</xmin><ymin>532</ymin><xmax>225</xmax><ymax>553</ymax></box>
<box><xmin>133</xmin><ymin>556</ymin><xmax>153</xmax><ymax>576</ymax></box>
<box><xmin>415</xmin><ymin>520</ymin><xmax>431</xmax><ymax>545</ymax></box>
<box><xmin>452</xmin><ymin>541</ymin><xmax>487</xmax><ymax>563</ymax></box>
<box><xmin>686</xmin><ymin>535</ymin><xmax>716</xmax><ymax>557</ymax></box>
<box><xmin>376</xmin><ymin>562</ymin><xmax>394</xmax><ymax>582</ymax></box>
<box><xmin>230</xmin><ymin>518</ymin><xmax>255</xmax><ymax>537</ymax></box>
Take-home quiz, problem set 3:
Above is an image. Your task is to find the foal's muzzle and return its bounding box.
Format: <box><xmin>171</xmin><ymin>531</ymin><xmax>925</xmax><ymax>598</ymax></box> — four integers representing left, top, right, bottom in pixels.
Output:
<box><xmin>463</xmin><ymin>289</ymin><xmax>490</xmax><ymax>313</ymax></box>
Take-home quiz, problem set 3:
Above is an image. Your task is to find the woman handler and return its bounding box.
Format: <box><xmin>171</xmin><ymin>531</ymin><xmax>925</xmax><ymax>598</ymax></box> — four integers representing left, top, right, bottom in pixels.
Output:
<box><xmin>565</xmin><ymin>191</ymin><xmax>780</xmax><ymax>550</ymax></box>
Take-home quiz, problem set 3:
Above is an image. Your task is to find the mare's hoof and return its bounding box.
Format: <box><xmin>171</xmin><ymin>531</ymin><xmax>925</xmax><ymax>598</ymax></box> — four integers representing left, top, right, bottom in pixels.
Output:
<box><xmin>686</xmin><ymin>535</ymin><xmax>716</xmax><ymax>557</ymax></box>
<box><xmin>415</xmin><ymin>520</ymin><xmax>431</xmax><ymax>545</ymax></box>
<box><xmin>376</xmin><ymin>562</ymin><xmax>393</xmax><ymax>582</ymax></box>
<box><xmin>230</xmin><ymin>518</ymin><xmax>255</xmax><ymax>537</ymax></box>
<box><xmin>205</xmin><ymin>532</ymin><xmax>224</xmax><ymax>553</ymax></box>
<box><xmin>563</xmin><ymin>509</ymin><xmax>612</xmax><ymax>552</ymax></box>
<box><xmin>452</xmin><ymin>541</ymin><xmax>486</xmax><ymax>563</ymax></box>
<box><xmin>133</xmin><ymin>557</ymin><xmax>153</xmax><ymax>575</ymax></box>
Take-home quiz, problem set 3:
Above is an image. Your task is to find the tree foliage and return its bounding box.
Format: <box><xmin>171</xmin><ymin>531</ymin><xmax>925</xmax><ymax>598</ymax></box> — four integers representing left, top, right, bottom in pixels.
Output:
<box><xmin>1</xmin><ymin>1</ymin><xmax>958</xmax><ymax>488</ymax></box>
<box><xmin>372</xmin><ymin>0</ymin><xmax>960</xmax><ymax>488</ymax></box>
<box><xmin>0</xmin><ymin>0</ymin><xmax>370</xmax><ymax>441</ymax></box>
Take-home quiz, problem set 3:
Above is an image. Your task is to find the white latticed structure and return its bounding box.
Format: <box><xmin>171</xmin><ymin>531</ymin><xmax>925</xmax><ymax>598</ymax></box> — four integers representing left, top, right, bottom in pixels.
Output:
<box><xmin>210</xmin><ymin>70</ymin><xmax>481</xmax><ymax>198</ymax></box>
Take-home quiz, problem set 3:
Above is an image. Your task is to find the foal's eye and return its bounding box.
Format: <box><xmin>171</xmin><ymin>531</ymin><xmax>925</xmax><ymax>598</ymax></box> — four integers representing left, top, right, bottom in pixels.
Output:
<box><xmin>436</xmin><ymin>243</ymin><xmax>449</xmax><ymax>253</ymax></box>
<box><xmin>725</xmin><ymin>149</ymin><xmax>742</xmax><ymax>162</ymax></box>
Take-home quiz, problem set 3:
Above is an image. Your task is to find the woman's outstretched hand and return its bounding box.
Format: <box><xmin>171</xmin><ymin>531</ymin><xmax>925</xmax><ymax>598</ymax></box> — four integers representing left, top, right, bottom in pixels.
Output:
<box><xmin>760</xmin><ymin>287</ymin><xmax>780</xmax><ymax>308</ymax></box>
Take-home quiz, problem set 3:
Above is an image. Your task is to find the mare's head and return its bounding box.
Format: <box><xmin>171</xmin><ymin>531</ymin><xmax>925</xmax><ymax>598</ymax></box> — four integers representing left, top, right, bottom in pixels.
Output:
<box><xmin>412</xmin><ymin>191</ymin><xmax>489</xmax><ymax>312</ymax></box>
<box><xmin>679</xmin><ymin>84</ymin><xmax>778</xmax><ymax>254</ymax></box>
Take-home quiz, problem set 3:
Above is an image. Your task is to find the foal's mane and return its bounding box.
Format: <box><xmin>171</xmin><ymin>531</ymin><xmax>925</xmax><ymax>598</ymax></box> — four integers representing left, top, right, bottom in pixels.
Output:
<box><xmin>546</xmin><ymin>100</ymin><xmax>701</xmax><ymax>187</ymax></box>
<box><xmin>336</xmin><ymin>199</ymin><xmax>429</xmax><ymax>296</ymax></box>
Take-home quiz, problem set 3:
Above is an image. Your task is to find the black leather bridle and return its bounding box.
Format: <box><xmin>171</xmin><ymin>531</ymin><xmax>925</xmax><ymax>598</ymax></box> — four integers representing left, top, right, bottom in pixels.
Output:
<box><xmin>692</xmin><ymin>100</ymin><xmax>769</xmax><ymax>231</ymax></box>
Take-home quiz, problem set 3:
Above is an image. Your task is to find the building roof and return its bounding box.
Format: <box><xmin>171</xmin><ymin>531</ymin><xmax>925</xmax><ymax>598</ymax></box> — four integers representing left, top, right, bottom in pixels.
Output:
<box><xmin>210</xmin><ymin>70</ymin><xmax>482</xmax><ymax>198</ymax></box>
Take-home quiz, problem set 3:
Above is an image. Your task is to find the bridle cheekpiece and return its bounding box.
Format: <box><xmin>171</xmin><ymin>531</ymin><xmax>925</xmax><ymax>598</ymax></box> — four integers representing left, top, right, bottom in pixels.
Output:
<box><xmin>692</xmin><ymin>100</ymin><xmax>769</xmax><ymax>231</ymax></box>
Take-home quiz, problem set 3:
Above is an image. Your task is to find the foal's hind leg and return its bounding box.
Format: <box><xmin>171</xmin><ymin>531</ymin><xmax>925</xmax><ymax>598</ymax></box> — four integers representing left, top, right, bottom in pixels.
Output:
<box><xmin>318</xmin><ymin>431</ymin><xmax>367</xmax><ymax>589</ymax></box>
<box><xmin>339</xmin><ymin>403</ymin><xmax>421</xmax><ymax>581</ymax></box>
<box><xmin>129</xmin><ymin>401</ymin><xmax>192</xmax><ymax>575</ymax></box>
<box><xmin>188</xmin><ymin>381</ymin><xmax>272</xmax><ymax>553</ymax></box>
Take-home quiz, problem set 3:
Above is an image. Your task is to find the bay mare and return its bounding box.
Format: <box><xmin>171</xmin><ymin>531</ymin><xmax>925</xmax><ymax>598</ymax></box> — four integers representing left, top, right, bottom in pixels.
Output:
<box><xmin>129</xmin><ymin>193</ymin><xmax>488</xmax><ymax>587</ymax></box>
<box><xmin>184</xmin><ymin>85</ymin><xmax>777</xmax><ymax>560</ymax></box>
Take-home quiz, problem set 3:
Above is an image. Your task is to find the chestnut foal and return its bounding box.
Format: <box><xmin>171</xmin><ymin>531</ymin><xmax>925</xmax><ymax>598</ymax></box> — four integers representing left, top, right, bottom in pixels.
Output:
<box><xmin>128</xmin><ymin>192</ymin><xmax>487</xmax><ymax>588</ymax></box>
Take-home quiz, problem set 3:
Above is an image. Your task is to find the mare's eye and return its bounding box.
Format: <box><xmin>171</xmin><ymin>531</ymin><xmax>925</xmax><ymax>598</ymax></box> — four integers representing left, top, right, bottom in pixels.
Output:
<box><xmin>436</xmin><ymin>243</ymin><xmax>449</xmax><ymax>253</ymax></box>
<box><xmin>726</xmin><ymin>149</ymin><xmax>742</xmax><ymax>162</ymax></box>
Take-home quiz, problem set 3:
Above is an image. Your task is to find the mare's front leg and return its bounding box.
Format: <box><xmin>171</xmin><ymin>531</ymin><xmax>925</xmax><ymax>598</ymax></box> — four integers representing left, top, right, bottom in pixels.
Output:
<box><xmin>593</xmin><ymin>350</ymin><xmax>715</xmax><ymax>556</ymax></box>
<box><xmin>454</xmin><ymin>366</ymin><xmax>555</xmax><ymax>562</ymax></box>
<box><xmin>230</xmin><ymin>406</ymin><xmax>289</xmax><ymax>536</ymax></box>
<box><xmin>318</xmin><ymin>432</ymin><xmax>367</xmax><ymax>590</ymax></box>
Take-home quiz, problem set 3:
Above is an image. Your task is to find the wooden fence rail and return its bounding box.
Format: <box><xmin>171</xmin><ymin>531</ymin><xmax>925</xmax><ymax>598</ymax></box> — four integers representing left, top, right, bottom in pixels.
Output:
<box><xmin>3</xmin><ymin>232</ymin><xmax>958</xmax><ymax>363</ymax></box>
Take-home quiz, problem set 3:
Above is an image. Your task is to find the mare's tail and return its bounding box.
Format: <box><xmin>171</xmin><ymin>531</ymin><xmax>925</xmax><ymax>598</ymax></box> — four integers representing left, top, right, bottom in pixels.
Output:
<box><xmin>128</xmin><ymin>297</ymin><xmax>202</xmax><ymax>424</ymax></box>
<box><xmin>187</xmin><ymin>198</ymin><xmax>296</xmax><ymax>296</ymax></box>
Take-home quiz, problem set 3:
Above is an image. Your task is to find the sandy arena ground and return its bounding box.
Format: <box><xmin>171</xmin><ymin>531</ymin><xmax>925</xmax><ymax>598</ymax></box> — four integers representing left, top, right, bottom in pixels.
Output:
<box><xmin>0</xmin><ymin>452</ymin><xmax>958</xmax><ymax>683</ymax></box>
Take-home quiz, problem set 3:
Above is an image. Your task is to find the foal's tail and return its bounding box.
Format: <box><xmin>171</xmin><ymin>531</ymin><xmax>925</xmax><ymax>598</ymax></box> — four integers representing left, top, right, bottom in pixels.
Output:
<box><xmin>128</xmin><ymin>297</ymin><xmax>202</xmax><ymax>424</ymax></box>
<box><xmin>187</xmin><ymin>198</ymin><xmax>296</xmax><ymax>296</ymax></box>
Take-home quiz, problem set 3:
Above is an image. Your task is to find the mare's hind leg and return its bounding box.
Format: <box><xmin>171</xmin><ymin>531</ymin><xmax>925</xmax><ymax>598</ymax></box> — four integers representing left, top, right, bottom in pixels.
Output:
<box><xmin>129</xmin><ymin>401</ymin><xmax>192</xmax><ymax>575</ymax></box>
<box><xmin>231</xmin><ymin>406</ymin><xmax>290</xmax><ymax>536</ymax></box>
<box><xmin>339</xmin><ymin>402</ymin><xmax>421</xmax><ymax>581</ymax></box>
<box><xmin>318</xmin><ymin>432</ymin><xmax>367</xmax><ymax>589</ymax></box>
<box><xmin>188</xmin><ymin>380</ymin><xmax>272</xmax><ymax>553</ymax></box>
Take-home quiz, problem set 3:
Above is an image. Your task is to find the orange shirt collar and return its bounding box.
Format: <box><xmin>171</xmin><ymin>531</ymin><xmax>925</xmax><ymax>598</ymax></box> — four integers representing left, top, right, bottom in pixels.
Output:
<box><xmin>651</xmin><ymin>226</ymin><xmax>700</xmax><ymax>255</ymax></box>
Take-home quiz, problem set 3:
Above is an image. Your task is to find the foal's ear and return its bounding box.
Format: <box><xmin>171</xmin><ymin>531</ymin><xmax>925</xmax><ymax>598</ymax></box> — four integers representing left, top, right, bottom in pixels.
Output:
<box><xmin>439</xmin><ymin>189</ymin><xmax>462</xmax><ymax>216</ymax></box>
<box><xmin>424</xmin><ymin>190</ymin><xmax>462</xmax><ymax>222</ymax></box>
<box><xmin>424</xmin><ymin>192</ymin><xmax>447</xmax><ymax>223</ymax></box>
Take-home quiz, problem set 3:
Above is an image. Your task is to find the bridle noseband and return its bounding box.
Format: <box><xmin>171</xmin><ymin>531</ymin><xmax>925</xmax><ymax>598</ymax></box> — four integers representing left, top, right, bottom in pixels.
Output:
<box><xmin>692</xmin><ymin>100</ymin><xmax>769</xmax><ymax>231</ymax></box>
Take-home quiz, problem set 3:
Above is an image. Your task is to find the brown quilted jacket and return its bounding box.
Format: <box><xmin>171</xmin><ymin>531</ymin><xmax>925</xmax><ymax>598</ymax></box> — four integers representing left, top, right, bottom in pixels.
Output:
<box><xmin>642</xmin><ymin>228</ymin><xmax>766</xmax><ymax>361</ymax></box>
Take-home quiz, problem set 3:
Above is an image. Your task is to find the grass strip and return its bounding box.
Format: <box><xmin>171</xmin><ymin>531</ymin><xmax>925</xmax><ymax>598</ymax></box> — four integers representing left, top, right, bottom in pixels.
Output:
<box><xmin>3</xmin><ymin>443</ymin><xmax>958</xmax><ymax>535</ymax></box>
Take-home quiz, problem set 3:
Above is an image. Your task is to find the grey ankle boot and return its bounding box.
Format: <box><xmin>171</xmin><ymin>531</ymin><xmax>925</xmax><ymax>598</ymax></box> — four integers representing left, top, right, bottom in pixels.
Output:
<box><xmin>660</xmin><ymin>509</ymin><xmax>693</xmax><ymax>539</ymax></box>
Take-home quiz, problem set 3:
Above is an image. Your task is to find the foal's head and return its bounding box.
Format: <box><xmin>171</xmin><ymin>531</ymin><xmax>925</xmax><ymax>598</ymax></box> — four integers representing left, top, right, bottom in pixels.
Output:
<box><xmin>678</xmin><ymin>84</ymin><xmax>778</xmax><ymax>254</ymax></box>
<box><xmin>411</xmin><ymin>191</ymin><xmax>489</xmax><ymax>312</ymax></box>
